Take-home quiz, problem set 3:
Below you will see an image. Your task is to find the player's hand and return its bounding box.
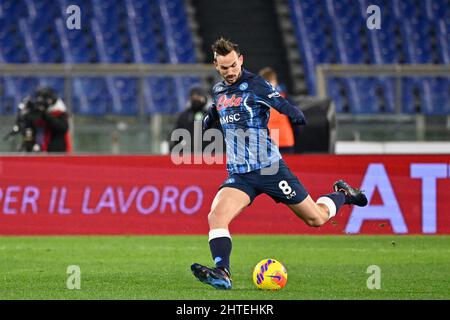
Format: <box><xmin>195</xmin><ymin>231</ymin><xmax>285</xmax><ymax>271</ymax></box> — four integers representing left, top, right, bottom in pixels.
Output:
<box><xmin>291</xmin><ymin>113</ymin><xmax>307</xmax><ymax>126</ymax></box>
<box><xmin>202</xmin><ymin>114</ymin><xmax>212</xmax><ymax>131</ymax></box>
<box><xmin>203</xmin><ymin>106</ymin><xmax>219</xmax><ymax>131</ymax></box>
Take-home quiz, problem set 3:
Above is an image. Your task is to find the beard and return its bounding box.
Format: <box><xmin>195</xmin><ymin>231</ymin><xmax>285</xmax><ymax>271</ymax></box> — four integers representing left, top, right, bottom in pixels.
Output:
<box><xmin>223</xmin><ymin>70</ymin><xmax>241</xmax><ymax>84</ymax></box>
<box><xmin>225</xmin><ymin>76</ymin><xmax>236</xmax><ymax>84</ymax></box>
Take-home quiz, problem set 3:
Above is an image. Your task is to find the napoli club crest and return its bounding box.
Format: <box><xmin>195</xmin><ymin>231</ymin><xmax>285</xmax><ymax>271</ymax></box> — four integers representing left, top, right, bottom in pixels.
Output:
<box><xmin>239</xmin><ymin>82</ymin><xmax>248</xmax><ymax>91</ymax></box>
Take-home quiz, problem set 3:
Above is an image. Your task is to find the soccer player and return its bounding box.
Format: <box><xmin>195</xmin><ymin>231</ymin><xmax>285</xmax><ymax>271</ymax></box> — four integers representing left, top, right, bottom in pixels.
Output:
<box><xmin>191</xmin><ymin>38</ymin><xmax>367</xmax><ymax>289</ymax></box>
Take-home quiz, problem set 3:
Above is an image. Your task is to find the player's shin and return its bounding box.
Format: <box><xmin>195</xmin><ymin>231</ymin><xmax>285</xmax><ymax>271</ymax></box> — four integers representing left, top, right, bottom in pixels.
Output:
<box><xmin>208</xmin><ymin>228</ymin><xmax>232</xmax><ymax>273</ymax></box>
<box><xmin>316</xmin><ymin>192</ymin><xmax>346</xmax><ymax>220</ymax></box>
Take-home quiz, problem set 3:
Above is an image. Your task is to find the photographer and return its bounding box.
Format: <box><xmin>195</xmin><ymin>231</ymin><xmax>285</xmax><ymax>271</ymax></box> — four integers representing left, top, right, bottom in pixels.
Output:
<box><xmin>10</xmin><ymin>87</ymin><xmax>72</xmax><ymax>153</ymax></box>
<box><xmin>12</xmin><ymin>95</ymin><xmax>44</xmax><ymax>152</ymax></box>
<box><xmin>34</xmin><ymin>87</ymin><xmax>72</xmax><ymax>152</ymax></box>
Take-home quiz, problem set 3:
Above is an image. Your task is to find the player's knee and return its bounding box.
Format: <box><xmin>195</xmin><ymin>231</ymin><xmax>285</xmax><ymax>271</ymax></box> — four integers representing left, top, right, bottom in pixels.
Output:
<box><xmin>207</xmin><ymin>209</ymin><xmax>220</xmax><ymax>222</ymax></box>
<box><xmin>208</xmin><ymin>209</ymin><xmax>229</xmax><ymax>227</ymax></box>
<box><xmin>207</xmin><ymin>211</ymin><xmax>215</xmax><ymax>225</ymax></box>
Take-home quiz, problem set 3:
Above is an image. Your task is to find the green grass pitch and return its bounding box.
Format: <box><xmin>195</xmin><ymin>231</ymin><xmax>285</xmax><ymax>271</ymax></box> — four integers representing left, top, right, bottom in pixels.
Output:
<box><xmin>0</xmin><ymin>235</ymin><xmax>449</xmax><ymax>299</ymax></box>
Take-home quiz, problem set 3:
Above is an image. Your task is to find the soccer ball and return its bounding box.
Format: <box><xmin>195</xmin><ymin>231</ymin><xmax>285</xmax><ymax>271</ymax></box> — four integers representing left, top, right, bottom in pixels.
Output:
<box><xmin>252</xmin><ymin>258</ymin><xmax>288</xmax><ymax>290</ymax></box>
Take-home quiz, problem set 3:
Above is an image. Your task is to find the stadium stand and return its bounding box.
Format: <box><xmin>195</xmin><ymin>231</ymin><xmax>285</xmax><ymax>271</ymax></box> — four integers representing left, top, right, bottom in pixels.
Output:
<box><xmin>0</xmin><ymin>0</ymin><xmax>200</xmax><ymax>115</ymax></box>
<box><xmin>289</xmin><ymin>0</ymin><xmax>449</xmax><ymax>114</ymax></box>
<box><xmin>0</xmin><ymin>0</ymin><xmax>448</xmax><ymax>115</ymax></box>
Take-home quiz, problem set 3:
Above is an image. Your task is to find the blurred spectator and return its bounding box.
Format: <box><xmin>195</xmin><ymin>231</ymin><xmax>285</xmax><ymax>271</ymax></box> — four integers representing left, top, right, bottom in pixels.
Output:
<box><xmin>8</xmin><ymin>87</ymin><xmax>72</xmax><ymax>152</ymax></box>
<box><xmin>170</xmin><ymin>86</ymin><xmax>210</xmax><ymax>153</ymax></box>
<box><xmin>33</xmin><ymin>87</ymin><xmax>72</xmax><ymax>152</ymax></box>
<box><xmin>259</xmin><ymin>67</ymin><xmax>296</xmax><ymax>153</ymax></box>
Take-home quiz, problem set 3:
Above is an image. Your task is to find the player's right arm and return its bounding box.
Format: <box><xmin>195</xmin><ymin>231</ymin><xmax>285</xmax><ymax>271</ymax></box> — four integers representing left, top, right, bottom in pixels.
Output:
<box><xmin>203</xmin><ymin>85</ymin><xmax>222</xmax><ymax>131</ymax></box>
<box><xmin>203</xmin><ymin>104</ymin><xmax>219</xmax><ymax>131</ymax></box>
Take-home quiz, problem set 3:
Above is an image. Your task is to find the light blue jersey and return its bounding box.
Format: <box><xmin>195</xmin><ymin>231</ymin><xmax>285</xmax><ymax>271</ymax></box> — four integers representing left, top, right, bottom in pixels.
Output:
<box><xmin>204</xmin><ymin>69</ymin><xmax>306</xmax><ymax>174</ymax></box>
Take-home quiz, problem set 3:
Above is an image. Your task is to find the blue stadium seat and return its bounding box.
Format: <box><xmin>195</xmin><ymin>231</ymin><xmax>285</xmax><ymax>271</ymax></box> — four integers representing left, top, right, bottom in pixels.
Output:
<box><xmin>327</xmin><ymin>78</ymin><xmax>347</xmax><ymax>113</ymax></box>
<box><xmin>289</xmin><ymin>0</ymin><xmax>449</xmax><ymax>114</ymax></box>
<box><xmin>423</xmin><ymin>78</ymin><xmax>450</xmax><ymax>115</ymax></box>
<box><xmin>400</xmin><ymin>76</ymin><xmax>447</xmax><ymax>115</ymax></box>
<box><xmin>39</xmin><ymin>77</ymin><xmax>65</xmax><ymax>100</ymax></box>
<box><xmin>1</xmin><ymin>0</ymin><xmax>446</xmax><ymax>116</ymax></box>
<box><xmin>354</xmin><ymin>79</ymin><xmax>379</xmax><ymax>113</ymax></box>
<box><xmin>401</xmin><ymin>78</ymin><xmax>423</xmax><ymax>114</ymax></box>
<box><xmin>376</xmin><ymin>77</ymin><xmax>395</xmax><ymax>113</ymax></box>
<box><xmin>156</xmin><ymin>0</ymin><xmax>196</xmax><ymax>63</ymax></box>
<box><xmin>146</xmin><ymin>77</ymin><xmax>173</xmax><ymax>114</ymax></box>
<box><xmin>111</xmin><ymin>77</ymin><xmax>139</xmax><ymax>115</ymax></box>
<box><xmin>435</xmin><ymin>19</ymin><xmax>449</xmax><ymax>64</ymax></box>
<box><xmin>72</xmin><ymin>78</ymin><xmax>111</xmax><ymax>115</ymax></box>
<box><xmin>0</xmin><ymin>77</ymin><xmax>17</xmax><ymax>114</ymax></box>
<box><xmin>0</xmin><ymin>0</ymin><xmax>199</xmax><ymax>114</ymax></box>
<box><xmin>1</xmin><ymin>0</ymin><xmax>29</xmax><ymax>19</ymax></box>
<box><xmin>0</xmin><ymin>17</ymin><xmax>30</xmax><ymax>63</ymax></box>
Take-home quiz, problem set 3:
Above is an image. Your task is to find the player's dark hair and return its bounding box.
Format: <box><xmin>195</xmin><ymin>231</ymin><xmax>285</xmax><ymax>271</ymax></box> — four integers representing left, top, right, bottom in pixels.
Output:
<box><xmin>212</xmin><ymin>37</ymin><xmax>240</xmax><ymax>61</ymax></box>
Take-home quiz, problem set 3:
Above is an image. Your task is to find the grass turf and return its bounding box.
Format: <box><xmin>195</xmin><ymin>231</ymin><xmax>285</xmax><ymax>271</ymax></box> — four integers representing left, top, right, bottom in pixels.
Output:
<box><xmin>0</xmin><ymin>235</ymin><xmax>449</xmax><ymax>300</ymax></box>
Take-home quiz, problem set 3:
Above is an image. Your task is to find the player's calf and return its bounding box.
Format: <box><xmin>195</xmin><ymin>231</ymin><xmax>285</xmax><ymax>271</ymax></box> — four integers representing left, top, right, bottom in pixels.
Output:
<box><xmin>288</xmin><ymin>195</ymin><xmax>337</xmax><ymax>227</ymax></box>
<box><xmin>304</xmin><ymin>212</ymin><xmax>329</xmax><ymax>227</ymax></box>
<box><xmin>305</xmin><ymin>219</ymin><xmax>325</xmax><ymax>228</ymax></box>
<box><xmin>313</xmin><ymin>180</ymin><xmax>367</xmax><ymax>223</ymax></box>
<box><xmin>316</xmin><ymin>191</ymin><xmax>346</xmax><ymax>221</ymax></box>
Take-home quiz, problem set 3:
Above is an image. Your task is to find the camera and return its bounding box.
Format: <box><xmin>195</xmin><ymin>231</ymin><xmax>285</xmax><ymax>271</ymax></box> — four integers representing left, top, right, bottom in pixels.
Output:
<box><xmin>4</xmin><ymin>88</ymin><xmax>55</xmax><ymax>152</ymax></box>
<box><xmin>3</xmin><ymin>95</ymin><xmax>44</xmax><ymax>152</ymax></box>
<box><xmin>4</xmin><ymin>86</ymin><xmax>70</xmax><ymax>153</ymax></box>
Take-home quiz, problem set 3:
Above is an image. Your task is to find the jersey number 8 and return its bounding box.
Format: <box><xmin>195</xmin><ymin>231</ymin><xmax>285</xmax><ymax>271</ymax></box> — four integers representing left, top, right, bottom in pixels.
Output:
<box><xmin>278</xmin><ymin>180</ymin><xmax>292</xmax><ymax>195</ymax></box>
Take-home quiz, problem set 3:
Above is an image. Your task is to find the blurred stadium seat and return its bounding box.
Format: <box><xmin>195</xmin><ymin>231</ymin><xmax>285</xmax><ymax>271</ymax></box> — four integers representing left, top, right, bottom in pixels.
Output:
<box><xmin>0</xmin><ymin>0</ymin><xmax>199</xmax><ymax>115</ymax></box>
<box><xmin>0</xmin><ymin>0</ymin><xmax>448</xmax><ymax>116</ymax></box>
<box><xmin>289</xmin><ymin>0</ymin><xmax>449</xmax><ymax>114</ymax></box>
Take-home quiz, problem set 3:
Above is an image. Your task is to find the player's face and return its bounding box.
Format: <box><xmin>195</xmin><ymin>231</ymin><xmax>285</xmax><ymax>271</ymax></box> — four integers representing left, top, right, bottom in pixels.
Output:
<box><xmin>214</xmin><ymin>51</ymin><xmax>243</xmax><ymax>85</ymax></box>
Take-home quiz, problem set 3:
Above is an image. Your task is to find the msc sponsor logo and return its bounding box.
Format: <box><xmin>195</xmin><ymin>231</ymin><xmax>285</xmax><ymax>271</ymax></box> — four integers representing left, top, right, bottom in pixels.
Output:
<box><xmin>220</xmin><ymin>113</ymin><xmax>241</xmax><ymax>124</ymax></box>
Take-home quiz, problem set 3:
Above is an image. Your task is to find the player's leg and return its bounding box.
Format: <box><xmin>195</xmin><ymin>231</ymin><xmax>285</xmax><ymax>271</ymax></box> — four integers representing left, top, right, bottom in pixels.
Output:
<box><xmin>207</xmin><ymin>187</ymin><xmax>250</xmax><ymax>272</ymax></box>
<box><xmin>261</xmin><ymin>160</ymin><xmax>366</xmax><ymax>228</ymax></box>
<box><xmin>208</xmin><ymin>187</ymin><xmax>250</xmax><ymax>229</ymax></box>
<box><xmin>288</xmin><ymin>180</ymin><xmax>367</xmax><ymax>227</ymax></box>
<box><xmin>191</xmin><ymin>186</ymin><xmax>252</xmax><ymax>289</ymax></box>
<box><xmin>287</xmin><ymin>194</ymin><xmax>343</xmax><ymax>227</ymax></box>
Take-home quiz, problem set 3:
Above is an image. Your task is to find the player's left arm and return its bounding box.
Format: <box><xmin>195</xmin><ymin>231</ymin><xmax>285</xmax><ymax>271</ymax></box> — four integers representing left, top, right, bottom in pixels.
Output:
<box><xmin>254</xmin><ymin>78</ymin><xmax>306</xmax><ymax>125</ymax></box>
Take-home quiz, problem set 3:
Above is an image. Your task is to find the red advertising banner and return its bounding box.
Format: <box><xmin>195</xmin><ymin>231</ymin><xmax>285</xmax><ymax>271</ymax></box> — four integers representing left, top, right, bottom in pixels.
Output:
<box><xmin>0</xmin><ymin>155</ymin><xmax>449</xmax><ymax>235</ymax></box>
